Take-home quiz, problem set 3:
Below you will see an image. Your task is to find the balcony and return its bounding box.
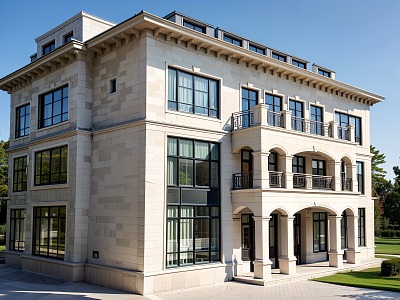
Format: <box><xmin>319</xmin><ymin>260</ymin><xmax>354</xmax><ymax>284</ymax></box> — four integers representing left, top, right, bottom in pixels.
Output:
<box><xmin>231</xmin><ymin>111</ymin><xmax>254</xmax><ymax>130</ymax></box>
<box><xmin>233</xmin><ymin>172</ymin><xmax>253</xmax><ymax>190</ymax></box>
<box><xmin>341</xmin><ymin>178</ymin><xmax>353</xmax><ymax>191</ymax></box>
<box><xmin>269</xmin><ymin>171</ymin><xmax>285</xmax><ymax>188</ymax></box>
<box><xmin>293</xmin><ymin>174</ymin><xmax>333</xmax><ymax>190</ymax></box>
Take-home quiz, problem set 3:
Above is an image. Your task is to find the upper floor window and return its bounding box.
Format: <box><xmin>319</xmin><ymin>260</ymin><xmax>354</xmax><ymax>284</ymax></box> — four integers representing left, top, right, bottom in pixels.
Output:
<box><xmin>272</xmin><ymin>52</ymin><xmax>286</xmax><ymax>62</ymax></box>
<box><xmin>9</xmin><ymin>209</ymin><xmax>25</xmax><ymax>252</ymax></box>
<box><xmin>318</xmin><ymin>69</ymin><xmax>330</xmax><ymax>77</ymax></box>
<box><xmin>335</xmin><ymin>112</ymin><xmax>362</xmax><ymax>144</ymax></box>
<box><xmin>38</xmin><ymin>85</ymin><xmax>68</xmax><ymax>129</ymax></box>
<box><xmin>268</xmin><ymin>152</ymin><xmax>278</xmax><ymax>171</ymax></box>
<box><xmin>13</xmin><ymin>156</ymin><xmax>28</xmax><ymax>192</ymax></box>
<box><xmin>109</xmin><ymin>78</ymin><xmax>117</xmax><ymax>94</ymax></box>
<box><xmin>63</xmin><ymin>32</ymin><xmax>73</xmax><ymax>44</ymax></box>
<box><xmin>310</xmin><ymin>105</ymin><xmax>323</xmax><ymax>135</ymax></box>
<box><xmin>34</xmin><ymin>145</ymin><xmax>68</xmax><ymax>186</ymax></box>
<box><xmin>265</xmin><ymin>94</ymin><xmax>283</xmax><ymax>127</ymax></box>
<box><xmin>292</xmin><ymin>59</ymin><xmax>306</xmax><ymax>69</ymax></box>
<box><xmin>223</xmin><ymin>35</ymin><xmax>242</xmax><ymax>46</ymax></box>
<box><xmin>312</xmin><ymin>159</ymin><xmax>326</xmax><ymax>176</ymax></box>
<box><xmin>357</xmin><ymin>161</ymin><xmax>364</xmax><ymax>194</ymax></box>
<box><xmin>15</xmin><ymin>103</ymin><xmax>30</xmax><ymax>138</ymax></box>
<box><xmin>42</xmin><ymin>40</ymin><xmax>55</xmax><ymax>55</ymax></box>
<box><xmin>292</xmin><ymin>155</ymin><xmax>305</xmax><ymax>173</ymax></box>
<box><xmin>183</xmin><ymin>21</ymin><xmax>205</xmax><ymax>33</ymax></box>
<box><xmin>168</xmin><ymin>68</ymin><xmax>218</xmax><ymax>118</ymax></box>
<box><xmin>249</xmin><ymin>44</ymin><xmax>264</xmax><ymax>54</ymax></box>
<box><xmin>289</xmin><ymin>99</ymin><xmax>304</xmax><ymax>132</ymax></box>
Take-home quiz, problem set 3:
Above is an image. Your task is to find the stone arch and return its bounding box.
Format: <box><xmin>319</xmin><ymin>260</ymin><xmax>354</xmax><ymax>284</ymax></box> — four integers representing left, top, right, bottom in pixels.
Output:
<box><xmin>268</xmin><ymin>145</ymin><xmax>288</xmax><ymax>156</ymax></box>
<box><xmin>232</xmin><ymin>144</ymin><xmax>254</xmax><ymax>154</ymax></box>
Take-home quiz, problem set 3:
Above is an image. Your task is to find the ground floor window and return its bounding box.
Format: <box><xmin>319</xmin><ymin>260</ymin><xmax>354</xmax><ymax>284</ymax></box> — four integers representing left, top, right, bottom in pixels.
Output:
<box><xmin>358</xmin><ymin>208</ymin><xmax>365</xmax><ymax>246</ymax></box>
<box><xmin>313</xmin><ymin>212</ymin><xmax>327</xmax><ymax>252</ymax></box>
<box><xmin>32</xmin><ymin>206</ymin><xmax>66</xmax><ymax>259</ymax></box>
<box><xmin>9</xmin><ymin>209</ymin><xmax>25</xmax><ymax>251</ymax></box>
<box><xmin>341</xmin><ymin>211</ymin><xmax>348</xmax><ymax>249</ymax></box>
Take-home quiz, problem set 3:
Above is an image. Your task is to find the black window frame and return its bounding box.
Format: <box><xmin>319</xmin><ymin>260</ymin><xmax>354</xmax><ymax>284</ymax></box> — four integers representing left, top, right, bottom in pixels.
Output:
<box><xmin>166</xmin><ymin>137</ymin><xmax>220</xmax><ymax>268</ymax></box>
<box><xmin>268</xmin><ymin>152</ymin><xmax>278</xmax><ymax>171</ymax></box>
<box><xmin>34</xmin><ymin>145</ymin><xmax>68</xmax><ymax>186</ymax></box>
<box><xmin>341</xmin><ymin>211</ymin><xmax>348</xmax><ymax>249</ymax></box>
<box><xmin>32</xmin><ymin>206</ymin><xmax>66</xmax><ymax>260</ymax></box>
<box><xmin>109</xmin><ymin>78</ymin><xmax>117</xmax><ymax>94</ymax></box>
<box><xmin>168</xmin><ymin>68</ymin><xmax>219</xmax><ymax>118</ymax></box>
<box><xmin>249</xmin><ymin>44</ymin><xmax>265</xmax><ymax>55</ymax></box>
<box><xmin>292</xmin><ymin>155</ymin><xmax>305</xmax><ymax>174</ymax></box>
<box><xmin>9</xmin><ymin>209</ymin><xmax>26</xmax><ymax>252</ymax></box>
<box><xmin>272</xmin><ymin>52</ymin><xmax>286</xmax><ymax>62</ymax></box>
<box><xmin>358</xmin><ymin>208</ymin><xmax>365</xmax><ymax>246</ymax></box>
<box><xmin>15</xmin><ymin>103</ymin><xmax>30</xmax><ymax>138</ymax></box>
<box><xmin>357</xmin><ymin>161</ymin><xmax>364</xmax><ymax>194</ymax></box>
<box><xmin>13</xmin><ymin>156</ymin><xmax>28</xmax><ymax>192</ymax></box>
<box><xmin>223</xmin><ymin>35</ymin><xmax>242</xmax><ymax>46</ymax></box>
<box><xmin>313</xmin><ymin>212</ymin><xmax>327</xmax><ymax>252</ymax></box>
<box><xmin>289</xmin><ymin>99</ymin><xmax>304</xmax><ymax>132</ymax></box>
<box><xmin>42</xmin><ymin>40</ymin><xmax>55</xmax><ymax>56</ymax></box>
<box><xmin>38</xmin><ymin>85</ymin><xmax>69</xmax><ymax>129</ymax></box>
<box><xmin>292</xmin><ymin>59</ymin><xmax>306</xmax><ymax>69</ymax></box>
<box><xmin>310</xmin><ymin>105</ymin><xmax>324</xmax><ymax>135</ymax></box>
<box><xmin>63</xmin><ymin>32</ymin><xmax>73</xmax><ymax>44</ymax></box>
<box><xmin>335</xmin><ymin>112</ymin><xmax>362</xmax><ymax>144</ymax></box>
<box><xmin>312</xmin><ymin>159</ymin><xmax>326</xmax><ymax>176</ymax></box>
<box><xmin>318</xmin><ymin>69</ymin><xmax>331</xmax><ymax>77</ymax></box>
<box><xmin>183</xmin><ymin>20</ymin><xmax>205</xmax><ymax>33</ymax></box>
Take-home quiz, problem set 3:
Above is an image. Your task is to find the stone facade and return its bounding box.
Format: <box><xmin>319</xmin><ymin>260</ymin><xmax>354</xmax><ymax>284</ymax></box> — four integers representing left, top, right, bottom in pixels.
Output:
<box><xmin>0</xmin><ymin>10</ymin><xmax>384</xmax><ymax>295</ymax></box>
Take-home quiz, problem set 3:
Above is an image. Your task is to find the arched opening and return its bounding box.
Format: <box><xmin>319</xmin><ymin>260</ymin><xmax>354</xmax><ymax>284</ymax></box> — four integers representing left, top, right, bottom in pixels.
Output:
<box><xmin>233</xmin><ymin>147</ymin><xmax>254</xmax><ymax>190</ymax></box>
<box><xmin>340</xmin><ymin>156</ymin><xmax>353</xmax><ymax>191</ymax></box>
<box><xmin>268</xmin><ymin>147</ymin><xmax>287</xmax><ymax>188</ymax></box>
<box><xmin>233</xmin><ymin>207</ymin><xmax>255</xmax><ymax>273</ymax></box>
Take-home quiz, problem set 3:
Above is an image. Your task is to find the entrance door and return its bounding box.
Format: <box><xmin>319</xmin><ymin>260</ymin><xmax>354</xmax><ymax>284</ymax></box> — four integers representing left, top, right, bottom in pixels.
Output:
<box><xmin>269</xmin><ymin>214</ymin><xmax>278</xmax><ymax>268</ymax></box>
<box><xmin>241</xmin><ymin>214</ymin><xmax>255</xmax><ymax>271</ymax></box>
<box><xmin>294</xmin><ymin>214</ymin><xmax>301</xmax><ymax>264</ymax></box>
<box><xmin>241</xmin><ymin>150</ymin><xmax>253</xmax><ymax>189</ymax></box>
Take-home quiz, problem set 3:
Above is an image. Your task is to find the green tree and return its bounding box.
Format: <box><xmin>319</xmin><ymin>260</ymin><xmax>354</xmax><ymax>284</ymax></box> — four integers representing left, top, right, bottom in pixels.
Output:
<box><xmin>384</xmin><ymin>190</ymin><xmax>400</xmax><ymax>227</ymax></box>
<box><xmin>0</xmin><ymin>140</ymin><xmax>9</xmax><ymax>198</ymax></box>
<box><xmin>370</xmin><ymin>145</ymin><xmax>388</xmax><ymax>197</ymax></box>
<box><xmin>393</xmin><ymin>166</ymin><xmax>400</xmax><ymax>188</ymax></box>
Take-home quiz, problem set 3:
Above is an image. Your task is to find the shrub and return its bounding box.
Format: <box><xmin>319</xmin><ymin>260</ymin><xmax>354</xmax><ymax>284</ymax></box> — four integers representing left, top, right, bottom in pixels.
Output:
<box><xmin>378</xmin><ymin>229</ymin><xmax>400</xmax><ymax>238</ymax></box>
<box><xmin>381</xmin><ymin>258</ymin><xmax>400</xmax><ymax>277</ymax></box>
<box><xmin>0</xmin><ymin>224</ymin><xmax>5</xmax><ymax>236</ymax></box>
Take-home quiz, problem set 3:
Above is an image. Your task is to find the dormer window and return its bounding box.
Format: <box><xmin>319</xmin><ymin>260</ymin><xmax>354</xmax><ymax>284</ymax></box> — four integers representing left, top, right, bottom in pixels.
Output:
<box><xmin>42</xmin><ymin>40</ymin><xmax>55</xmax><ymax>55</ymax></box>
<box><xmin>249</xmin><ymin>44</ymin><xmax>264</xmax><ymax>55</ymax></box>
<box><xmin>272</xmin><ymin>52</ymin><xmax>286</xmax><ymax>62</ymax></box>
<box><xmin>223</xmin><ymin>35</ymin><xmax>241</xmax><ymax>46</ymax></box>
<box><xmin>318</xmin><ymin>69</ymin><xmax>331</xmax><ymax>77</ymax></box>
<box><xmin>64</xmin><ymin>32</ymin><xmax>73</xmax><ymax>44</ymax></box>
<box><xmin>292</xmin><ymin>59</ymin><xmax>306</xmax><ymax>69</ymax></box>
<box><xmin>183</xmin><ymin>21</ymin><xmax>205</xmax><ymax>33</ymax></box>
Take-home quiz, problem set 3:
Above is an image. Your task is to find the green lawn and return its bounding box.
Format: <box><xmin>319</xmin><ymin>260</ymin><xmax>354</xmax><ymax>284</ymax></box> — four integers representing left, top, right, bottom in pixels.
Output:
<box><xmin>0</xmin><ymin>245</ymin><xmax>5</xmax><ymax>251</ymax></box>
<box><xmin>375</xmin><ymin>237</ymin><xmax>400</xmax><ymax>255</ymax></box>
<box><xmin>314</xmin><ymin>267</ymin><xmax>400</xmax><ymax>293</ymax></box>
<box><xmin>375</xmin><ymin>254</ymin><xmax>399</xmax><ymax>259</ymax></box>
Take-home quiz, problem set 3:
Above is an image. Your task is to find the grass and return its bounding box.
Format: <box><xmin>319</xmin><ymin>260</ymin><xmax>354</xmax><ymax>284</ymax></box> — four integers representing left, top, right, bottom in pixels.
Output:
<box><xmin>375</xmin><ymin>237</ymin><xmax>400</xmax><ymax>255</ymax></box>
<box><xmin>314</xmin><ymin>267</ymin><xmax>400</xmax><ymax>293</ymax></box>
<box><xmin>375</xmin><ymin>254</ymin><xmax>399</xmax><ymax>259</ymax></box>
<box><xmin>0</xmin><ymin>245</ymin><xmax>5</xmax><ymax>251</ymax></box>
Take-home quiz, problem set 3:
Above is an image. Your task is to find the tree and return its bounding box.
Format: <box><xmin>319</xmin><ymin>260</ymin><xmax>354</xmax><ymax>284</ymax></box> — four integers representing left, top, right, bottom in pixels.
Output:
<box><xmin>0</xmin><ymin>140</ymin><xmax>9</xmax><ymax>198</ymax></box>
<box><xmin>393</xmin><ymin>166</ymin><xmax>400</xmax><ymax>188</ymax></box>
<box><xmin>384</xmin><ymin>190</ymin><xmax>400</xmax><ymax>226</ymax></box>
<box><xmin>370</xmin><ymin>145</ymin><xmax>388</xmax><ymax>197</ymax></box>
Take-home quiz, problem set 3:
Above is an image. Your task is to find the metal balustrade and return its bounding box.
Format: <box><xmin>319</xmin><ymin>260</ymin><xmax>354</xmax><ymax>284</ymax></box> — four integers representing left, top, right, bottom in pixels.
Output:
<box><xmin>338</xmin><ymin>126</ymin><xmax>350</xmax><ymax>141</ymax></box>
<box><xmin>269</xmin><ymin>171</ymin><xmax>285</xmax><ymax>188</ymax></box>
<box><xmin>231</xmin><ymin>111</ymin><xmax>254</xmax><ymax>130</ymax></box>
<box><xmin>293</xmin><ymin>173</ymin><xmax>333</xmax><ymax>190</ymax></box>
<box><xmin>309</xmin><ymin>120</ymin><xmax>332</xmax><ymax>137</ymax></box>
<box><xmin>341</xmin><ymin>178</ymin><xmax>353</xmax><ymax>191</ymax></box>
<box><xmin>233</xmin><ymin>172</ymin><xmax>253</xmax><ymax>189</ymax></box>
<box><xmin>267</xmin><ymin>111</ymin><xmax>284</xmax><ymax>127</ymax></box>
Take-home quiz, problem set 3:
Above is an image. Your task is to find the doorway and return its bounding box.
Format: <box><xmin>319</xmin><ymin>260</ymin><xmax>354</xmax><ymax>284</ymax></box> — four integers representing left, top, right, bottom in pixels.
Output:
<box><xmin>241</xmin><ymin>214</ymin><xmax>255</xmax><ymax>272</ymax></box>
<box><xmin>294</xmin><ymin>214</ymin><xmax>301</xmax><ymax>264</ymax></box>
<box><xmin>241</xmin><ymin>150</ymin><xmax>253</xmax><ymax>189</ymax></box>
<box><xmin>269</xmin><ymin>214</ymin><xmax>278</xmax><ymax>268</ymax></box>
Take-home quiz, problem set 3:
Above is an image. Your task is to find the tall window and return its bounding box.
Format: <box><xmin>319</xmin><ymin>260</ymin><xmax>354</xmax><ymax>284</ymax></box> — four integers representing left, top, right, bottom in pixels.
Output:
<box><xmin>341</xmin><ymin>211</ymin><xmax>348</xmax><ymax>249</ymax></box>
<box><xmin>335</xmin><ymin>112</ymin><xmax>361</xmax><ymax>144</ymax></box>
<box><xmin>223</xmin><ymin>35</ymin><xmax>241</xmax><ymax>46</ymax></box>
<box><xmin>13</xmin><ymin>156</ymin><xmax>28</xmax><ymax>192</ymax></box>
<box><xmin>183</xmin><ymin>21</ymin><xmax>205</xmax><ymax>33</ymax></box>
<box><xmin>310</xmin><ymin>105</ymin><xmax>323</xmax><ymax>135</ymax></box>
<box><xmin>15</xmin><ymin>104</ymin><xmax>30</xmax><ymax>138</ymax></box>
<box><xmin>33</xmin><ymin>206</ymin><xmax>66</xmax><ymax>259</ymax></box>
<box><xmin>241</xmin><ymin>88</ymin><xmax>258</xmax><ymax>128</ymax></box>
<box><xmin>312</xmin><ymin>159</ymin><xmax>326</xmax><ymax>175</ymax></box>
<box><xmin>9</xmin><ymin>209</ymin><xmax>25</xmax><ymax>251</ymax></box>
<box><xmin>35</xmin><ymin>146</ymin><xmax>68</xmax><ymax>186</ymax></box>
<box><xmin>358</xmin><ymin>208</ymin><xmax>365</xmax><ymax>246</ymax></box>
<box><xmin>42</xmin><ymin>40</ymin><xmax>55</xmax><ymax>55</ymax></box>
<box><xmin>166</xmin><ymin>137</ymin><xmax>220</xmax><ymax>267</ymax></box>
<box><xmin>249</xmin><ymin>44</ymin><xmax>264</xmax><ymax>54</ymax></box>
<box><xmin>292</xmin><ymin>156</ymin><xmax>305</xmax><ymax>173</ymax></box>
<box><xmin>357</xmin><ymin>161</ymin><xmax>364</xmax><ymax>194</ymax></box>
<box><xmin>265</xmin><ymin>93</ymin><xmax>282</xmax><ymax>127</ymax></box>
<box><xmin>39</xmin><ymin>85</ymin><xmax>69</xmax><ymax>128</ymax></box>
<box><xmin>168</xmin><ymin>68</ymin><xmax>218</xmax><ymax>118</ymax></box>
<box><xmin>268</xmin><ymin>152</ymin><xmax>278</xmax><ymax>171</ymax></box>
<box><xmin>313</xmin><ymin>212</ymin><xmax>327</xmax><ymax>252</ymax></box>
<box><xmin>292</xmin><ymin>59</ymin><xmax>306</xmax><ymax>69</ymax></box>
<box><xmin>289</xmin><ymin>100</ymin><xmax>304</xmax><ymax>132</ymax></box>
<box><xmin>272</xmin><ymin>52</ymin><xmax>286</xmax><ymax>62</ymax></box>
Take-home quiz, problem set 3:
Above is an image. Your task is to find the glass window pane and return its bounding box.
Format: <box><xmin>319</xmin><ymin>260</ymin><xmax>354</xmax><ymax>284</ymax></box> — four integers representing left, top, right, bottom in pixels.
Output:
<box><xmin>195</xmin><ymin>160</ymin><xmax>209</xmax><ymax>186</ymax></box>
<box><xmin>180</xmin><ymin>218</ymin><xmax>193</xmax><ymax>251</ymax></box>
<box><xmin>194</xmin><ymin>141</ymin><xmax>209</xmax><ymax>159</ymax></box>
<box><xmin>179</xmin><ymin>140</ymin><xmax>193</xmax><ymax>157</ymax></box>
<box><xmin>167</xmin><ymin>138</ymin><xmax>177</xmax><ymax>155</ymax></box>
<box><xmin>179</xmin><ymin>159</ymin><xmax>193</xmax><ymax>186</ymax></box>
<box><xmin>195</xmin><ymin>218</ymin><xmax>209</xmax><ymax>250</ymax></box>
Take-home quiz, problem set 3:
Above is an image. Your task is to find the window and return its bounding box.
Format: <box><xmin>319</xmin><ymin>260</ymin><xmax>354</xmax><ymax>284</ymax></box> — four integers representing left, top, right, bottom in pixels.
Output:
<box><xmin>166</xmin><ymin>137</ymin><xmax>220</xmax><ymax>267</ymax></box>
<box><xmin>265</xmin><ymin>94</ymin><xmax>282</xmax><ymax>127</ymax></box>
<box><xmin>292</xmin><ymin>59</ymin><xmax>306</xmax><ymax>69</ymax></box>
<box><xmin>312</xmin><ymin>159</ymin><xmax>326</xmax><ymax>176</ymax></box>
<box><xmin>268</xmin><ymin>152</ymin><xmax>278</xmax><ymax>171</ymax></box>
<box><xmin>13</xmin><ymin>156</ymin><xmax>28</xmax><ymax>192</ymax></box>
<box><xmin>310</xmin><ymin>105</ymin><xmax>323</xmax><ymax>135</ymax></box>
<box><xmin>42</xmin><ymin>40</ymin><xmax>55</xmax><ymax>55</ymax></box>
<box><xmin>249</xmin><ymin>44</ymin><xmax>264</xmax><ymax>54</ymax></box>
<box><xmin>289</xmin><ymin>100</ymin><xmax>304</xmax><ymax>132</ymax></box>
<box><xmin>33</xmin><ymin>206</ymin><xmax>66</xmax><ymax>259</ymax></box>
<box><xmin>30</xmin><ymin>54</ymin><xmax>37</xmax><ymax>63</ymax></box>
<box><xmin>183</xmin><ymin>21</ymin><xmax>205</xmax><ymax>33</ymax></box>
<box><xmin>313</xmin><ymin>212</ymin><xmax>327</xmax><ymax>252</ymax></box>
<box><xmin>318</xmin><ymin>69</ymin><xmax>330</xmax><ymax>77</ymax></box>
<box><xmin>109</xmin><ymin>78</ymin><xmax>117</xmax><ymax>94</ymax></box>
<box><xmin>241</xmin><ymin>88</ymin><xmax>258</xmax><ymax>128</ymax></box>
<box><xmin>38</xmin><ymin>85</ymin><xmax>68</xmax><ymax>128</ymax></box>
<box><xmin>341</xmin><ymin>211</ymin><xmax>348</xmax><ymax>249</ymax></box>
<box><xmin>168</xmin><ymin>68</ymin><xmax>219</xmax><ymax>118</ymax></box>
<box><xmin>357</xmin><ymin>161</ymin><xmax>364</xmax><ymax>194</ymax></box>
<box><xmin>335</xmin><ymin>112</ymin><xmax>361</xmax><ymax>144</ymax></box>
<box><xmin>34</xmin><ymin>145</ymin><xmax>68</xmax><ymax>186</ymax></box>
<box><xmin>358</xmin><ymin>208</ymin><xmax>365</xmax><ymax>246</ymax></box>
<box><xmin>223</xmin><ymin>35</ymin><xmax>241</xmax><ymax>46</ymax></box>
<box><xmin>272</xmin><ymin>52</ymin><xmax>286</xmax><ymax>62</ymax></box>
<box><xmin>63</xmin><ymin>32</ymin><xmax>73</xmax><ymax>44</ymax></box>
<box><xmin>15</xmin><ymin>103</ymin><xmax>30</xmax><ymax>138</ymax></box>
<box><xmin>292</xmin><ymin>155</ymin><xmax>305</xmax><ymax>173</ymax></box>
<box><xmin>9</xmin><ymin>209</ymin><xmax>25</xmax><ymax>251</ymax></box>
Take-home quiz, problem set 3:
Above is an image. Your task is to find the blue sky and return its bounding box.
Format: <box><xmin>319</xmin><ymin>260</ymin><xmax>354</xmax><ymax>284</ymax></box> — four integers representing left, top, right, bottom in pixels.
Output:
<box><xmin>0</xmin><ymin>0</ymin><xmax>399</xmax><ymax>179</ymax></box>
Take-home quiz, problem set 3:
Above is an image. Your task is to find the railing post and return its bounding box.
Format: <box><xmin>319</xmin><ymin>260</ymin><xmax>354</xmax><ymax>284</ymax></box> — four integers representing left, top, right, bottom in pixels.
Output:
<box><xmin>330</xmin><ymin>121</ymin><xmax>338</xmax><ymax>139</ymax></box>
<box><xmin>304</xmin><ymin>119</ymin><xmax>310</xmax><ymax>134</ymax></box>
<box><xmin>283</xmin><ymin>110</ymin><xmax>292</xmax><ymax>130</ymax></box>
<box><xmin>283</xmin><ymin>155</ymin><xmax>293</xmax><ymax>189</ymax></box>
<box><xmin>253</xmin><ymin>104</ymin><xmax>269</xmax><ymax>126</ymax></box>
<box><xmin>348</xmin><ymin>125</ymin><xmax>355</xmax><ymax>142</ymax></box>
<box><xmin>306</xmin><ymin>174</ymin><xmax>313</xmax><ymax>189</ymax></box>
<box><xmin>352</xmin><ymin>164</ymin><xmax>358</xmax><ymax>192</ymax></box>
<box><xmin>253</xmin><ymin>151</ymin><xmax>270</xmax><ymax>189</ymax></box>
<box><xmin>330</xmin><ymin>162</ymin><xmax>342</xmax><ymax>191</ymax></box>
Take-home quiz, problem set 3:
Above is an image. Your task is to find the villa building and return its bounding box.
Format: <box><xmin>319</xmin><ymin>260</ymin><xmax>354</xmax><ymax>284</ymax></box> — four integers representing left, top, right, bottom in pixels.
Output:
<box><xmin>0</xmin><ymin>10</ymin><xmax>384</xmax><ymax>295</ymax></box>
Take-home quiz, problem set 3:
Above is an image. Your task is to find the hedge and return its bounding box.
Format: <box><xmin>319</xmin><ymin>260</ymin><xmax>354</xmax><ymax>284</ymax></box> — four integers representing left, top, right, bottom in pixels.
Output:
<box><xmin>375</xmin><ymin>229</ymin><xmax>400</xmax><ymax>238</ymax></box>
<box><xmin>381</xmin><ymin>258</ymin><xmax>400</xmax><ymax>277</ymax></box>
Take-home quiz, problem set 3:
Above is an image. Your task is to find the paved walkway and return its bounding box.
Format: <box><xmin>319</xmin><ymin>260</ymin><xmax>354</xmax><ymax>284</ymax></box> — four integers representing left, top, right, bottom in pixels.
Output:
<box><xmin>0</xmin><ymin>264</ymin><xmax>399</xmax><ymax>299</ymax></box>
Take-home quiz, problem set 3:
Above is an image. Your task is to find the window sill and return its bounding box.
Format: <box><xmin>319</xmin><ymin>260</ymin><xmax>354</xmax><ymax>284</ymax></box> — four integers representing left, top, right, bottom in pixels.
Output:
<box><xmin>166</xmin><ymin>110</ymin><xmax>222</xmax><ymax>123</ymax></box>
<box><xmin>36</xmin><ymin>120</ymin><xmax>69</xmax><ymax>133</ymax></box>
<box><xmin>11</xmin><ymin>190</ymin><xmax>27</xmax><ymax>195</ymax></box>
<box><xmin>31</xmin><ymin>183</ymin><xmax>69</xmax><ymax>191</ymax></box>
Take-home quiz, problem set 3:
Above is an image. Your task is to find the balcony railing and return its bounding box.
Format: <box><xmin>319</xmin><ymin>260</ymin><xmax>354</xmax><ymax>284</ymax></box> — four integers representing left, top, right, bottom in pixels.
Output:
<box><xmin>267</xmin><ymin>111</ymin><xmax>284</xmax><ymax>127</ymax></box>
<box><xmin>312</xmin><ymin>175</ymin><xmax>333</xmax><ymax>190</ymax></box>
<box><xmin>341</xmin><ymin>178</ymin><xmax>353</xmax><ymax>191</ymax></box>
<box><xmin>269</xmin><ymin>171</ymin><xmax>285</xmax><ymax>188</ymax></box>
<box><xmin>338</xmin><ymin>126</ymin><xmax>350</xmax><ymax>141</ymax></box>
<box><xmin>233</xmin><ymin>172</ymin><xmax>253</xmax><ymax>190</ymax></box>
<box><xmin>310</xmin><ymin>120</ymin><xmax>332</xmax><ymax>137</ymax></box>
<box><xmin>293</xmin><ymin>173</ymin><xmax>307</xmax><ymax>189</ymax></box>
<box><xmin>293</xmin><ymin>173</ymin><xmax>333</xmax><ymax>190</ymax></box>
<box><xmin>231</xmin><ymin>111</ymin><xmax>254</xmax><ymax>130</ymax></box>
<box><xmin>291</xmin><ymin>116</ymin><xmax>306</xmax><ymax>132</ymax></box>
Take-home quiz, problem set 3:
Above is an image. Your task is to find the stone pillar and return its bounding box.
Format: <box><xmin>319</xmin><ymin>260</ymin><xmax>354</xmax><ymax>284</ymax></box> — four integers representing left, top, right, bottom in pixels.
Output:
<box><xmin>304</xmin><ymin>119</ymin><xmax>310</xmax><ymax>134</ymax></box>
<box><xmin>252</xmin><ymin>104</ymin><xmax>269</xmax><ymax>126</ymax></box>
<box><xmin>283</xmin><ymin>110</ymin><xmax>292</xmax><ymax>130</ymax></box>
<box><xmin>329</xmin><ymin>162</ymin><xmax>342</xmax><ymax>191</ymax></box>
<box><xmin>348</xmin><ymin>125</ymin><xmax>355</xmax><ymax>142</ymax></box>
<box><xmin>283</xmin><ymin>155</ymin><xmax>293</xmax><ymax>189</ymax></box>
<box><xmin>278</xmin><ymin>216</ymin><xmax>297</xmax><ymax>274</ymax></box>
<box><xmin>352</xmin><ymin>164</ymin><xmax>358</xmax><ymax>193</ymax></box>
<box><xmin>330</xmin><ymin>121</ymin><xmax>338</xmax><ymax>139</ymax></box>
<box><xmin>252</xmin><ymin>151</ymin><xmax>270</xmax><ymax>189</ymax></box>
<box><xmin>253</xmin><ymin>216</ymin><xmax>272</xmax><ymax>279</ymax></box>
<box><xmin>328</xmin><ymin>215</ymin><xmax>344</xmax><ymax>268</ymax></box>
<box><xmin>232</xmin><ymin>217</ymin><xmax>243</xmax><ymax>276</ymax></box>
<box><xmin>346</xmin><ymin>215</ymin><xmax>361</xmax><ymax>264</ymax></box>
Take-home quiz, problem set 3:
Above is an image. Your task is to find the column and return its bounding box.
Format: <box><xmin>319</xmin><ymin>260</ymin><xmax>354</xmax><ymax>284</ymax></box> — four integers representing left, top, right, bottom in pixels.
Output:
<box><xmin>329</xmin><ymin>161</ymin><xmax>341</xmax><ymax>191</ymax></box>
<box><xmin>348</xmin><ymin>125</ymin><xmax>355</xmax><ymax>142</ymax></box>
<box><xmin>346</xmin><ymin>215</ymin><xmax>361</xmax><ymax>264</ymax></box>
<box><xmin>252</xmin><ymin>151</ymin><xmax>270</xmax><ymax>189</ymax></box>
<box><xmin>283</xmin><ymin>155</ymin><xmax>293</xmax><ymax>189</ymax></box>
<box><xmin>351</xmin><ymin>164</ymin><xmax>358</xmax><ymax>193</ymax></box>
<box><xmin>253</xmin><ymin>216</ymin><xmax>272</xmax><ymax>279</ymax></box>
<box><xmin>328</xmin><ymin>215</ymin><xmax>344</xmax><ymax>268</ymax></box>
<box><xmin>330</xmin><ymin>121</ymin><xmax>338</xmax><ymax>139</ymax></box>
<box><xmin>232</xmin><ymin>217</ymin><xmax>243</xmax><ymax>276</ymax></box>
<box><xmin>278</xmin><ymin>216</ymin><xmax>297</xmax><ymax>274</ymax></box>
<box><xmin>252</xmin><ymin>104</ymin><xmax>269</xmax><ymax>126</ymax></box>
<box><xmin>283</xmin><ymin>110</ymin><xmax>292</xmax><ymax>130</ymax></box>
